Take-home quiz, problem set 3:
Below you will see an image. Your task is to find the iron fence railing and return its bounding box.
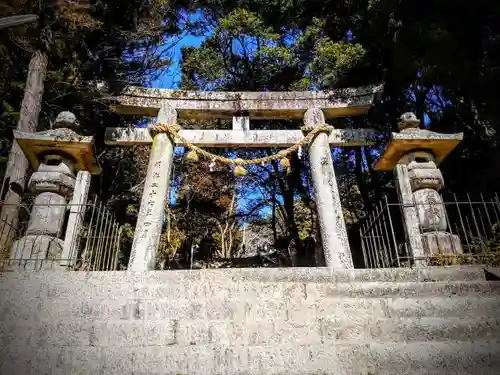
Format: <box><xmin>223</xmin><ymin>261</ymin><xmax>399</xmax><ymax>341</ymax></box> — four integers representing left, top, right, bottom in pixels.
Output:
<box><xmin>360</xmin><ymin>193</ymin><xmax>500</xmax><ymax>268</ymax></box>
<box><xmin>0</xmin><ymin>196</ymin><xmax>122</xmax><ymax>271</ymax></box>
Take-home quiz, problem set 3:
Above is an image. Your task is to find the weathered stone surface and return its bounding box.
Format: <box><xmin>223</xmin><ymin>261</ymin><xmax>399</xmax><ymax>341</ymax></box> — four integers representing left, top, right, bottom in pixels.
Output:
<box><xmin>1</xmin><ymin>264</ymin><xmax>488</xmax><ymax>282</ymax></box>
<box><xmin>373</xmin><ymin>130</ymin><xmax>463</xmax><ymax>171</ymax></box>
<box><xmin>422</xmin><ymin>232</ymin><xmax>463</xmax><ymax>256</ymax></box>
<box><xmin>25</xmin><ymin>192</ymin><xmax>67</xmax><ymax>237</ymax></box>
<box><xmin>377</xmin><ymin>115</ymin><xmax>463</xmax><ymax>268</ymax></box>
<box><xmin>1</xmin><ymin>264</ymin><xmax>487</xmax><ymax>282</ymax></box>
<box><xmin>399</xmin><ymin>150</ymin><xmax>435</xmax><ymax>165</ymax></box>
<box><xmin>11</xmin><ymin>145</ymin><xmax>77</xmax><ymax>265</ymax></box>
<box><xmin>54</xmin><ymin>111</ymin><xmax>79</xmax><ymax>129</ymax></box>
<box><xmin>61</xmin><ymin>171</ymin><xmax>92</xmax><ymax>266</ymax></box>
<box><xmin>232</xmin><ymin>116</ymin><xmax>250</xmax><ymax>131</ymax></box>
<box><xmin>398</xmin><ymin>112</ymin><xmax>420</xmax><ymax>130</ymax></box>
<box><xmin>10</xmin><ymin>234</ymin><xmax>64</xmax><ymax>262</ymax></box>
<box><xmin>366</xmin><ymin>340</ymin><xmax>500</xmax><ymax>375</ymax></box>
<box><xmin>395</xmin><ymin>164</ymin><xmax>426</xmax><ymax>266</ymax></box>
<box><xmin>408</xmin><ymin>165</ymin><xmax>444</xmax><ymax>191</ymax></box>
<box><xmin>104</xmin><ymin>127</ymin><xmax>380</xmax><ymax>147</ymax></box>
<box><xmin>1</xmin><ymin>267</ymin><xmax>500</xmax><ymax>374</ymax></box>
<box><xmin>13</xmin><ymin>128</ymin><xmax>101</xmax><ymax>174</ymax></box>
<box><xmin>129</xmin><ymin>105</ymin><xmax>176</xmax><ymax>271</ymax></box>
<box><xmin>414</xmin><ymin>188</ymin><xmax>448</xmax><ymax>232</ymax></box>
<box><xmin>28</xmin><ymin>171</ymin><xmax>75</xmax><ymax>195</ymax></box>
<box><xmin>111</xmin><ymin>84</ymin><xmax>383</xmax><ymax>120</ymax></box>
<box><xmin>306</xmin><ymin>280</ymin><xmax>499</xmax><ymax>298</ymax></box>
<box><xmin>305</xmin><ymin>108</ymin><xmax>353</xmax><ymax>269</ymax></box>
<box><xmin>386</xmin><ymin>295</ymin><xmax>500</xmax><ymax>318</ymax></box>
<box><xmin>38</xmin><ymin>156</ymin><xmax>75</xmax><ymax>176</ymax></box>
<box><xmin>407</xmin><ymin>159</ymin><xmax>437</xmax><ymax>170</ymax></box>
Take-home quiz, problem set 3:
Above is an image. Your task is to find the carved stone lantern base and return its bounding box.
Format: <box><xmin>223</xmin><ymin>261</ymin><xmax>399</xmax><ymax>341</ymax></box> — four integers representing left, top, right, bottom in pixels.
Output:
<box><xmin>422</xmin><ymin>232</ymin><xmax>463</xmax><ymax>257</ymax></box>
<box><xmin>10</xmin><ymin>234</ymin><xmax>64</xmax><ymax>269</ymax></box>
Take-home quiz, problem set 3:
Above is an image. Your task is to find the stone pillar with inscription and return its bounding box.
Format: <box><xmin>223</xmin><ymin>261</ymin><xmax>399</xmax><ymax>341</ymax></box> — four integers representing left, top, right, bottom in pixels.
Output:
<box><xmin>305</xmin><ymin>108</ymin><xmax>353</xmax><ymax>269</ymax></box>
<box><xmin>128</xmin><ymin>105</ymin><xmax>176</xmax><ymax>272</ymax></box>
<box><xmin>374</xmin><ymin>113</ymin><xmax>464</xmax><ymax>266</ymax></box>
<box><xmin>9</xmin><ymin>111</ymin><xmax>101</xmax><ymax>269</ymax></box>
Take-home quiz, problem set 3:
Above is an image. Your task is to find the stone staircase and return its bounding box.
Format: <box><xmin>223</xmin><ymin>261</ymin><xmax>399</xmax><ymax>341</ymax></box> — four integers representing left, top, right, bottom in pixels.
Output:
<box><xmin>1</xmin><ymin>266</ymin><xmax>500</xmax><ymax>374</ymax></box>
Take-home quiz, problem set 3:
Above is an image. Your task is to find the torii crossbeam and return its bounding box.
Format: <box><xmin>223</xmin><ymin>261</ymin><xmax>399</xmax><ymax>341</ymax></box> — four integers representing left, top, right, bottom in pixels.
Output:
<box><xmin>106</xmin><ymin>84</ymin><xmax>383</xmax><ymax>147</ymax></box>
<box><xmin>111</xmin><ymin>84</ymin><xmax>382</xmax><ymax>119</ymax></box>
<box><xmin>105</xmin><ymin>84</ymin><xmax>384</xmax><ymax>272</ymax></box>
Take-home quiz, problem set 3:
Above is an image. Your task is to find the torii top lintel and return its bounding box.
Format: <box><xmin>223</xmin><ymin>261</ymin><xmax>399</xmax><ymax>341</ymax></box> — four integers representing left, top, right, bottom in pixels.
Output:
<box><xmin>111</xmin><ymin>84</ymin><xmax>383</xmax><ymax>120</ymax></box>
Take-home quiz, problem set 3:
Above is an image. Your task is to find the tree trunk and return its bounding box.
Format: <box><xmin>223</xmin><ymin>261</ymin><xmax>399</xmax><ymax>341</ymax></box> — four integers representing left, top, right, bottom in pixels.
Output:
<box><xmin>364</xmin><ymin>147</ymin><xmax>383</xmax><ymax>203</ymax></box>
<box><xmin>222</xmin><ymin>188</ymin><xmax>237</xmax><ymax>258</ymax></box>
<box><xmin>354</xmin><ymin>147</ymin><xmax>372</xmax><ymax>213</ymax></box>
<box><xmin>271</xmin><ymin>182</ymin><xmax>278</xmax><ymax>244</ymax></box>
<box><xmin>0</xmin><ymin>15</ymin><xmax>38</xmax><ymax>30</ymax></box>
<box><xmin>0</xmin><ymin>50</ymin><xmax>48</xmax><ymax>255</ymax></box>
<box><xmin>283</xmin><ymin>187</ymin><xmax>302</xmax><ymax>262</ymax></box>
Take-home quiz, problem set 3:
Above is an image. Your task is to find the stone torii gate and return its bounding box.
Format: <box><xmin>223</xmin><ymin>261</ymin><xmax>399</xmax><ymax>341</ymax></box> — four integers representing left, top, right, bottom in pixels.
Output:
<box><xmin>105</xmin><ymin>85</ymin><xmax>383</xmax><ymax>271</ymax></box>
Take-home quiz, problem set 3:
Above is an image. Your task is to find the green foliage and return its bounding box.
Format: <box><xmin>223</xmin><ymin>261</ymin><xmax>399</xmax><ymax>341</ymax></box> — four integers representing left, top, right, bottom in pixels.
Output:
<box><xmin>218</xmin><ymin>8</ymin><xmax>277</xmax><ymax>40</ymax></box>
<box><xmin>183</xmin><ymin>46</ymin><xmax>226</xmax><ymax>87</ymax></box>
<box><xmin>308</xmin><ymin>40</ymin><xmax>366</xmax><ymax>88</ymax></box>
<box><xmin>158</xmin><ymin>227</ymin><xmax>185</xmax><ymax>261</ymax></box>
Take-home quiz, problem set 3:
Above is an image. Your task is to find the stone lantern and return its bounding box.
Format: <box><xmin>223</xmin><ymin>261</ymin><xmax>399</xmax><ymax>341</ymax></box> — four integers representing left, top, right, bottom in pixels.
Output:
<box><xmin>374</xmin><ymin>113</ymin><xmax>464</xmax><ymax>266</ymax></box>
<box><xmin>8</xmin><ymin>111</ymin><xmax>100</xmax><ymax>268</ymax></box>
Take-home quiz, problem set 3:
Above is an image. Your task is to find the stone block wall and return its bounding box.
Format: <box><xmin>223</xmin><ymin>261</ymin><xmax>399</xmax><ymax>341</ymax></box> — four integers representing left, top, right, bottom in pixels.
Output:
<box><xmin>1</xmin><ymin>267</ymin><xmax>500</xmax><ymax>374</ymax></box>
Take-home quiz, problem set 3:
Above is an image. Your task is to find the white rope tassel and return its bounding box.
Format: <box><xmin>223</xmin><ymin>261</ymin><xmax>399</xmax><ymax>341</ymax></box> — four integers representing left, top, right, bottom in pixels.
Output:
<box><xmin>209</xmin><ymin>159</ymin><xmax>216</xmax><ymax>172</ymax></box>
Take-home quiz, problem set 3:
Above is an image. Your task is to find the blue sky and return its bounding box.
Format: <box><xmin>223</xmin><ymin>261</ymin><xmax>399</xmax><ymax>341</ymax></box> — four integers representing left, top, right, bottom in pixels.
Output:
<box><xmin>151</xmin><ymin>34</ymin><xmax>206</xmax><ymax>89</ymax></box>
<box><xmin>151</xmin><ymin>8</ymin><xmax>210</xmax><ymax>89</ymax></box>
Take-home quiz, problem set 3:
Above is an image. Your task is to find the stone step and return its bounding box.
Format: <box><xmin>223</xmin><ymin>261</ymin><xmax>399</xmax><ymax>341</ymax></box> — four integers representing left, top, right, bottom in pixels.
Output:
<box><xmin>1</xmin><ymin>267</ymin><xmax>489</xmax><ymax>309</ymax></box>
<box><xmin>30</xmin><ymin>293</ymin><xmax>500</xmax><ymax>323</ymax></box>
<box><xmin>384</xmin><ymin>296</ymin><xmax>500</xmax><ymax>319</ymax></box>
<box><xmin>364</xmin><ymin>340</ymin><xmax>500</xmax><ymax>375</ymax></box>
<box><xmin>107</xmin><ymin>340</ymin><xmax>500</xmax><ymax>375</ymax></box>
<box><xmin>305</xmin><ymin>280</ymin><xmax>500</xmax><ymax>299</ymax></box>
<box><xmin>199</xmin><ymin>265</ymin><xmax>489</xmax><ymax>283</ymax></box>
<box><xmin>30</xmin><ymin>316</ymin><xmax>500</xmax><ymax>348</ymax></box>
<box><xmin>178</xmin><ymin>280</ymin><xmax>500</xmax><ymax>300</ymax></box>
<box><xmin>4</xmin><ymin>278</ymin><xmax>500</xmax><ymax>322</ymax></box>
<box><xmin>0</xmin><ymin>265</ymin><xmax>487</xmax><ymax>290</ymax></box>
<box><xmin>9</xmin><ymin>339</ymin><xmax>500</xmax><ymax>375</ymax></box>
<box><xmin>1</xmin><ymin>268</ymin><xmax>500</xmax><ymax>375</ymax></box>
<box><xmin>36</xmin><ymin>278</ymin><xmax>500</xmax><ymax>302</ymax></box>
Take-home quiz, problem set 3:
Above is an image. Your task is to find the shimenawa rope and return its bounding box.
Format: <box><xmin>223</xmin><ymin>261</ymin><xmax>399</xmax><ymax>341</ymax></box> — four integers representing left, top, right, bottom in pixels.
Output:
<box><xmin>148</xmin><ymin>123</ymin><xmax>332</xmax><ymax>176</ymax></box>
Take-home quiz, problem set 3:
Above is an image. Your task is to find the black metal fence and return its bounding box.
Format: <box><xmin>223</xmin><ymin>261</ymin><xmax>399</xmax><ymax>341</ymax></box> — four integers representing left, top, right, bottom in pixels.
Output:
<box><xmin>359</xmin><ymin>193</ymin><xmax>500</xmax><ymax>268</ymax></box>
<box><xmin>0</xmin><ymin>197</ymin><xmax>122</xmax><ymax>271</ymax></box>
